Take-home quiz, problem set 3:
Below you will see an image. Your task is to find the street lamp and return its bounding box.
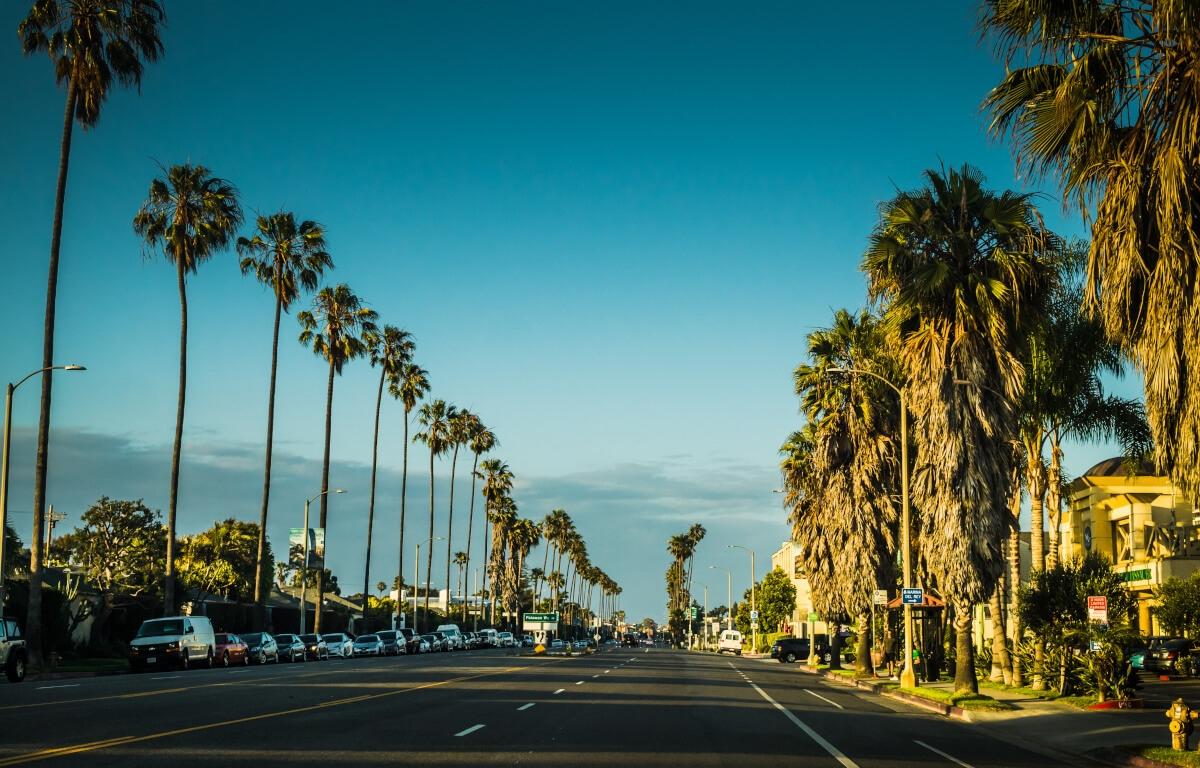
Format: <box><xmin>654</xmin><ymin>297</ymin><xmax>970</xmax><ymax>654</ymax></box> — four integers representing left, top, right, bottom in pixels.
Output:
<box><xmin>708</xmin><ymin>565</ymin><xmax>732</xmax><ymax>631</ymax></box>
<box><xmin>299</xmin><ymin>488</ymin><xmax>345</xmax><ymax>634</ymax></box>
<box><xmin>0</xmin><ymin>364</ymin><xmax>85</xmax><ymax>610</ymax></box>
<box><xmin>414</xmin><ymin>536</ymin><xmax>444</xmax><ymax>632</ymax></box>
<box><xmin>827</xmin><ymin>366</ymin><xmax>916</xmax><ymax>688</ymax></box>
<box><xmin>728</xmin><ymin>544</ymin><xmax>757</xmax><ymax>653</ymax></box>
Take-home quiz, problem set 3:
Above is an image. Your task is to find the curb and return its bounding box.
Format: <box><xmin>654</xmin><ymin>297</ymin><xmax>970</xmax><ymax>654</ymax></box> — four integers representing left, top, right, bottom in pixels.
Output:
<box><xmin>805</xmin><ymin>667</ymin><xmax>972</xmax><ymax>721</ymax></box>
<box><xmin>1088</xmin><ymin>747</ymin><xmax>1183</xmax><ymax>768</ymax></box>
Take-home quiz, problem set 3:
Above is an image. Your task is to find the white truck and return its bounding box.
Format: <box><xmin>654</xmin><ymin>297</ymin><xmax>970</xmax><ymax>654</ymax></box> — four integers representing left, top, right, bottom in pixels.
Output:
<box><xmin>435</xmin><ymin>623</ymin><xmax>465</xmax><ymax>651</ymax></box>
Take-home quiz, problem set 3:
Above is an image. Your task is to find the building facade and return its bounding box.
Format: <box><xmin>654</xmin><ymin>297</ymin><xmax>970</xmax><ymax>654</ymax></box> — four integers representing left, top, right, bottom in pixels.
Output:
<box><xmin>770</xmin><ymin>540</ymin><xmax>828</xmax><ymax>638</ymax></box>
<box><xmin>1062</xmin><ymin>456</ymin><xmax>1198</xmax><ymax>635</ymax></box>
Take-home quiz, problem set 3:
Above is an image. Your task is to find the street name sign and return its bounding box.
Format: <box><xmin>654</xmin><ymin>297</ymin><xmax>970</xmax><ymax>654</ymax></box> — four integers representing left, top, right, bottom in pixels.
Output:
<box><xmin>750</xmin><ymin>610</ymin><xmax>759</xmax><ymax>620</ymax></box>
<box><xmin>523</xmin><ymin>612</ymin><xmax>559</xmax><ymax>622</ymax></box>
<box><xmin>901</xmin><ymin>588</ymin><xmax>923</xmax><ymax>605</ymax></box>
<box><xmin>807</xmin><ymin>612</ymin><xmax>818</xmax><ymax>622</ymax></box>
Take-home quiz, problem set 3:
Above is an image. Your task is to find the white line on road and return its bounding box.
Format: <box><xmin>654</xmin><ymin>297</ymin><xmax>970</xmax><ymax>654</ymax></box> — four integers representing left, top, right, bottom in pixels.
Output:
<box><xmin>35</xmin><ymin>684</ymin><xmax>79</xmax><ymax>690</ymax></box>
<box><xmin>150</xmin><ymin>675</ymin><xmax>181</xmax><ymax>680</ymax></box>
<box><xmin>455</xmin><ymin>724</ymin><xmax>486</xmax><ymax>737</ymax></box>
<box><xmin>749</xmin><ymin>683</ymin><xmax>860</xmax><ymax>768</ymax></box>
<box><xmin>604</xmin><ymin>670</ymin><xmax>610</xmax><ymax>673</ymax></box>
<box><xmin>575</xmin><ymin>681</ymin><xmax>584</xmax><ymax>685</ymax></box>
<box><xmin>914</xmin><ymin>740</ymin><xmax>974</xmax><ymax>768</ymax></box>
<box><xmin>553</xmin><ymin>688</ymin><xmax>565</xmax><ymax>694</ymax></box>
<box><xmin>806</xmin><ymin>689</ymin><xmax>844</xmax><ymax>710</ymax></box>
<box><xmin>592</xmin><ymin>674</ymin><xmax>599</xmax><ymax>678</ymax></box>
<box><xmin>518</xmin><ymin>703</ymin><xmax>535</xmax><ymax>711</ymax></box>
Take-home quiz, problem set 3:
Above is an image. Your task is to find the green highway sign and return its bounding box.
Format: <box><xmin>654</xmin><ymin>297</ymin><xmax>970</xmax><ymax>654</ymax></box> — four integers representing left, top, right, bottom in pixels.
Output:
<box><xmin>523</xmin><ymin>612</ymin><xmax>559</xmax><ymax>622</ymax></box>
<box><xmin>689</xmin><ymin>607</ymin><xmax>698</xmax><ymax>619</ymax></box>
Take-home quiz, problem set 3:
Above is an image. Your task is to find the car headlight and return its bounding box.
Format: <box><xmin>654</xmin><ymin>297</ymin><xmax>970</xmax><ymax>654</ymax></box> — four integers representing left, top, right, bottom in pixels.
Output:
<box><xmin>165</xmin><ymin>641</ymin><xmax>179</xmax><ymax>649</ymax></box>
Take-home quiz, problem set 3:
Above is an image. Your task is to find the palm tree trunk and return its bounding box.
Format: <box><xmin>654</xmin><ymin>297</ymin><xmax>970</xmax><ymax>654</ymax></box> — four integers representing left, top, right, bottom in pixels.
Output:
<box><xmin>164</xmin><ymin>258</ymin><xmax>188</xmax><ymax>615</ymax></box>
<box><xmin>314</xmin><ymin>359</ymin><xmax>335</xmax><ymax>634</ymax></box>
<box><xmin>1046</xmin><ymin>432</ymin><xmax>1064</xmax><ymax>569</ymax></box>
<box><xmin>481</xmin><ymin>516</ymin><xmax>491</xmax><ymax>624</ymax></box>
<box><xmin>462</xmin><ymin>452</ymin><xmax>479</xmax><ymax>623</ymax></box>
<box><xmin>1027</xmin><ymin>450</ymin><xmax>1045</xmax><ymax>573</ymax></box>
<box><xmin>537</xmin><ymin>541</ymin><xmax>551</xmax><ymax>603</ymax></box>
<box><xmin>362</xmin><ymin>367</ymin><xmax>385</xmax><ymax>614</ymax></box>
<box><xmin>1007</xmin><ymin>526</ymin><xmax>1023</xmax><ymax>686</ymax></box>
<box><xmin>397</xmin><ymin>408</ymin><xmax>411</xmax><ymax>629</ymax></box>
<box><xmin>28</xmin><ymin>79</ymin><xmax>79</xmax><ymax>669</ymax></box>
<box><xmin>445</xmin><ymin>445</ymin><xmax>459</xmax><ymax>619</ymax></box>
<box><xmin>953</xmin><ymin>600</ymin><xmax>978</xmax><ymax>694</ymax></box>
<box><xmin>989</xmin><ymin>582</ymin><xmax>1011</xmax><ymax>684</ymax></box>
<box><xmin>252</xmin><ymin>294</ymin><xmax>283</xmax><ymax>628</ymax></box>
<box><xmin>424</xmin><ymin>448</ymin><xmax>435</xmax><ymax>629</ymax></box>
<box><xmin>855</xmin><ymin>611</ymin><xmax>872</xmax><ymax>676</ymax></box>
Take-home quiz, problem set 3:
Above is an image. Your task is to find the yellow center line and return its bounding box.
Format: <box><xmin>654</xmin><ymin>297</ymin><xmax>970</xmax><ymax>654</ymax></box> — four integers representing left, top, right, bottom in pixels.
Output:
<box><xmin>0</xmin><ymin>666</ymin><xmax>526</xmax><ymax>767</ymax></box>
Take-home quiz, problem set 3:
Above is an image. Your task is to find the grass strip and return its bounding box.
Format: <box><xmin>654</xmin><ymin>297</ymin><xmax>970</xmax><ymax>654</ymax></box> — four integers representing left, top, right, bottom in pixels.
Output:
<box><xmin>896</xmin><ymin>685</ymin><xmax>1015</xmax><ymax>711</ymax></box>
<box><xmin>1124</xmin><ymin>745</ymin><xmax>1200</xmax><ymax>767</ymax></box>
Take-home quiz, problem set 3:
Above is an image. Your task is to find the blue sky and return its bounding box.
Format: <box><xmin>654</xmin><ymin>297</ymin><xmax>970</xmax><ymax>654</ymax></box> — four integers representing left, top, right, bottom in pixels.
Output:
<box><xmin>1</xmin><ymin>2</ymin><xmax>1141</xmax><ymax>623</ymax></box>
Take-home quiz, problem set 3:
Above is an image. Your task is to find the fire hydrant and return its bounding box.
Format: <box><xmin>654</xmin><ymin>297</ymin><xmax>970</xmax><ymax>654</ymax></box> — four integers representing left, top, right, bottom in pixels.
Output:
<box><xmin>1166</xmin><ymin>698</ymin><xmax>1198</xmax><ymax>750</ymax></box>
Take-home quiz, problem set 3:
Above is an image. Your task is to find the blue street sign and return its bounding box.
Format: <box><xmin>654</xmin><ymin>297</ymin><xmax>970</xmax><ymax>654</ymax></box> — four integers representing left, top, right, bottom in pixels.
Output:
<box><xmin>901</xmin><ymin>588</ymin><xmax>923</xmax><ymax>605</ymax></box>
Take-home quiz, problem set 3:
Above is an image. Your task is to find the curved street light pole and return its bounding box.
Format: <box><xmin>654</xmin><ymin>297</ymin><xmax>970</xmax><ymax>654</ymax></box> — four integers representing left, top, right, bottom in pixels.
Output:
<box><xmin>0</xmin><ymin>365</ymin><xmax>85</xmax><ymax>611</ymax></box>
<box><xmin>827</xmin><ymin>366</ymin><xmax>916</xmax><ymax>688</ymax></box>
<box><xmin>414</xmin><ymin>536</ymin><xmax>444</xmax><ymax>632</ymax></box>
<box><xmin>728</xmin><ymin>544</ymin><xmax>756</xmax><ymax>652</ymax></box>
<box><xmin>300</xmin><ymin>488</ymin><xmax>345</xmax><ymax>635</ymax></box>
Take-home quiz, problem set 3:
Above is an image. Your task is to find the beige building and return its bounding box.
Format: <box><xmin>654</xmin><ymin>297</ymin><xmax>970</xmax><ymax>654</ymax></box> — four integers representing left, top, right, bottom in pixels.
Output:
<box><xmin>770</xmin><ymin>541</ymin><xmax>829</xmax><ymax>638</ymax></box>
<box><xmin>1062</xmin><ymin>456</ymin><xmax>1199</xmax><ymax>635</ymax></box>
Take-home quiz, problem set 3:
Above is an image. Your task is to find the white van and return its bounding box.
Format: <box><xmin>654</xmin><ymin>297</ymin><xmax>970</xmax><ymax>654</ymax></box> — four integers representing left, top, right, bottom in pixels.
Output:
<box><xmin>435</xmin><ymin>623</ymin><xmax>464</xmax><ymax>651</ymax></box>
<box><xmin>129</xmin><ymin>615</ymin><xmax>216</xmax><ymax>671</ymax></box>
<box><xmin>718</xmin><ymin>629</ymin><xmax>743</xmax><ymax>655</ymax></box>
<box><xmin>476</xmin><ymin>628</ymin><xmax>499</xmax><ymax>648</ymax></box>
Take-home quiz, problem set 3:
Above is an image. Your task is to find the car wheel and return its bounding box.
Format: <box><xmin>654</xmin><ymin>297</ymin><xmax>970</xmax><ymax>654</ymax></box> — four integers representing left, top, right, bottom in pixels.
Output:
<box><xmin>181</xmin><ymin>650</ymin><xmax>190</xmax><ymax>670</ymax></box>
<box><xmin>6</xmin><ymin>652</ymin><xmax>26</xmax><ymax>683</ymax></box>
<box><xmin>822</xmin><ymin>652</ymin><xmax>832</xmax><ymax>664</ymax></box>
<box><xmin>220</xmin><ymin>652</ymin><xmax>229</xmax><ymax>668</ymax></box>
<box><xmin>205</xmin><ymin>650</ymin><xmax>214</xmax><ymax>669</ymax></box>
<box><xmin>785</xmin><ymin>652</ymin><xmax>797</xmax><ymax>663</ymax></box>
<box><xmin>242</xmin><ymin>652</ymin><xmax>249</xmax><ymax>666</ymax></box>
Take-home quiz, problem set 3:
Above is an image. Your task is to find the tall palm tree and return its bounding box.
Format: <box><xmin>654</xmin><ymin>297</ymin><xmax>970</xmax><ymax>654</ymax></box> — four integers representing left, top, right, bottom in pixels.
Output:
<box><xmin>18</xmin><ymin>0</ymin><xmax>165</xmax><ymax>665</ymax></box>
<box><xmin>358</xmin><ymin>326</ymin><xmax>414</xmax><ymax>613</ymax></box>
<box><xmin>414</xmin><ymin>399</ymin><xmax>454</xmax><ymax>626</ymax></box>
<box><xmin>297</xmin><ymin>284</ymin><xmax>377</xmax><ymax>632</ymax></box>
<box><xmin>462</xmin><ymin>415</ymin><xmax>495</xmax><ymax>622</ymax></box>
<box><xmin>453</xmin><ymin>550</ymin><xmax>468</xmax><ymax>605</ymax></box>
<box><xmin>443</xmin><ymin>407</ymin><xmax>471</xmax><ymax>616</ymax></box>
<box><xmin>981</xmin><ymin>2</ymin><xmax>1200</xmax><ymax>498</ymax></box>
<box><xmin>389</xmin><ymin>361</ymin><xmax>428</xmax><ymax>627</ymax></box>
<box><xmin>862</xmin><ymin>164</ymin><xmax>1056</xmax><ymax>693</ymax></box>
<box><xmin>478</xmin><ymin>459</ymin><xmax>513</xmax><ymax>622</ymax></box>
<box><xmin>509</xmin><ymin>518</ymin><xmax>541</xmax><ymax>625</ymax></box>
<box><xmin>488</xmin><ymin>495</ymin><xmax>518</xmax><ymax>628</ymax></box>
<box><xmin>237</xmin><ymin>212</ymin><xmax>331</xmax><ymax>624</ymax></box>
<box><xmin>134</xmin><ymin>163</ymin><xmax>243</xmax><ymax>614</ymax></box>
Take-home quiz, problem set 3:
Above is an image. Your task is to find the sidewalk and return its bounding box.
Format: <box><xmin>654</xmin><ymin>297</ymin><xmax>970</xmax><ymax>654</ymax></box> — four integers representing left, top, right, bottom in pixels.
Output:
<box><xmin>766</xmin><ymin>660</ymin><xmax>1173</xmax><ymax>766</ymax></box>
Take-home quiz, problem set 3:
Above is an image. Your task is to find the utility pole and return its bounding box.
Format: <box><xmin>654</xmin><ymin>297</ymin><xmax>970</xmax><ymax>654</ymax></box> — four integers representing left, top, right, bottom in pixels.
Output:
<box><xmin>44</xmin><ymin>506</ymin><xmax>65</xmax><ymax>560</ymax></box>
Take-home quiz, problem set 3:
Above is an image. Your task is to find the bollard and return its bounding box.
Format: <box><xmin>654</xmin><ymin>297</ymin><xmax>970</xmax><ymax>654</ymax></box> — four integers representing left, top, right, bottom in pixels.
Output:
<box><xmin>1166</xmin><ymin>698</ymin><xmax>1198</xmax><ymax>751</ymax></box>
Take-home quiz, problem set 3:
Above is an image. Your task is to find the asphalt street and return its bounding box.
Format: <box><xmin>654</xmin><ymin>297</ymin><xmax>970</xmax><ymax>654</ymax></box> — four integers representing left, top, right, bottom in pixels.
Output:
<box><xmin>0</xmin><ymin>648</ymin><xmax>1085</xmax><ymax>767</ymax></box>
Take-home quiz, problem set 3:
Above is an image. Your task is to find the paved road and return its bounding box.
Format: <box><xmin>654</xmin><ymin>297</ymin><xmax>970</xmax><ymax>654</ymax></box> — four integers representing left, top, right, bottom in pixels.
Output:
<box><xmin>0</xmin><ymin>648</ymin><xmax>1086</xmax><ymax>767</ymax></box>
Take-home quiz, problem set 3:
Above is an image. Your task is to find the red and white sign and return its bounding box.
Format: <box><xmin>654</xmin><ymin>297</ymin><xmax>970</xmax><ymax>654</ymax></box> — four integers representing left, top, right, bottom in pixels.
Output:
<box><xmin>1087</xmin><ymin>595</ymin><xmax>1108</xmax><ymax>625</ymax></box>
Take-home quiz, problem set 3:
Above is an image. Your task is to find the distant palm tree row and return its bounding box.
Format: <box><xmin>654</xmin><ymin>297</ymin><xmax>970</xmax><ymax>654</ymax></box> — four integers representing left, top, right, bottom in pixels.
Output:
<box><xmin>665</xmin><ymin>524</ymin><xmax>706</xmax><ymax>636</ymax></box>
<box><xmin>13</xmin><ymin>1</ymin><xmax>622</xmax><ymax>658</ymax></box>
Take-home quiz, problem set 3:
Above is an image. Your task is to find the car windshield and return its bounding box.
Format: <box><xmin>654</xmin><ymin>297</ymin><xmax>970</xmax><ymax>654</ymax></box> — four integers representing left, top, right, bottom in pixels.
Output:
<box><xmin>215</xmin><ymin>633</ymin><xmax>229</xmax><ymax>643</ymax></box>
<box><xmin>1165</xmin><ymin>640</ymin><xmax>1190</xmax><ymax>650</ymax></box>
<box><xmin>274</xmin><ymin>635</ymin><xmax>292</xmax><ymax>642</ymax></box>
<box><xmin>136</xmin><ymin>619</ymin><xmax>185</xmax><ymax>637</ymax></box>
<box><xmin>357</xmin><ymin>635</ymin><xmax>378</xmax><ymax>642</ymax></box>
<box><xmin>242</xmin><ymin>632</ymin><xmax>266</xmax><ymax>643</ymax></box>
<box><xmin>299</xmin><ymin>634</ymin><xmax>318</xmax><ymax>643</ymax></box>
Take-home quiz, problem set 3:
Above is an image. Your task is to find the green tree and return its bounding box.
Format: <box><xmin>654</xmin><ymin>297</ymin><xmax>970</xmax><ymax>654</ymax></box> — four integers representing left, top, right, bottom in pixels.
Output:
<box><xmin>62</xmin><ymin>497</ymin><xmax>165</xmax><ymax>643</ymax></box>
<box><xmin>444</xmin><ymin>407</ymin><xmax>472</xmax><ymax>618</ymax></box>
<box><xmin>1154</xmin><ymin>576</ymin><xmax>1200</xmax><ymax>639</ymax></box>
<box><xmin>863</xmin><ymin>164</ymin><xmax>1057</xmax><ymax>693</ymax></box>
<box><xmin>297</xmin><ymin>283</ymin><xmax>377</xmax><ymax>631</ymax></box>
<box><xmin>478</xmin><ymin>458</ymin><xmax>513</xmax><ymax>620</ymax></box>
<box><xmin>414</xmin><ymin>399</ymin><xmax>454</xmax><ymax>627</ymax></box>
<box><xmin>176</xmin><ymin>518</ymin><xmax>268</xmax><ymax>604</ymax></box>
<box><xmin>981</xmin><ymin>2</ymin><xmax>1200</xmax><ymax>499</ymax></box>
<box><xmin>1019</xmin><ymin>552</ymin><xmax>1134</xmax><ymax>694</ymax></box>
<box><xmin>133</xmin><ymin>163</ymin><xmax>243</xmax><ymax>615</ymax></box>
<box><xmin>389</xmin><ymin>361</ymin><xmax>429</xmax><ymax>627</ymax></box>
<box><xmin>18</xmin><ymin>0</ymin><xmax>165</xmax><ymax>669</ymax></box>
<box><xmin>361</xmin><ymin>326</ymin><xmax>413</xmax><ymax>613</ymax></box>
<box><xmin>237</xmin><ymin>211</ymin><xmax>332</xmax><ymax>623</ymax></box>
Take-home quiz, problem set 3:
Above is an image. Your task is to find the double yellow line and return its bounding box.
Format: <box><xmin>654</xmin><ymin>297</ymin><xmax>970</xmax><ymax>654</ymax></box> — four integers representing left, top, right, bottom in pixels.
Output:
<box><xmin>0</xmin><ymin>667</ymin><xmax>525</xmax><ymax>766</ymax></box>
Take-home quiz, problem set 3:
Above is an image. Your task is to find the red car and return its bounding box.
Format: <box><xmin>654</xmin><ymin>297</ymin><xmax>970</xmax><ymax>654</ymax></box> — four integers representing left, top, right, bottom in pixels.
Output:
<box><xmin>214</xmin><ymin>633</ymin><xmax>249</xmax><ymax>667</ymax></box>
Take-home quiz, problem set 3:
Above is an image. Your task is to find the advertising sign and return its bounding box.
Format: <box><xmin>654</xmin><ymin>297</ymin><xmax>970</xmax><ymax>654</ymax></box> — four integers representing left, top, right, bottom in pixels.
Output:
<box><xmin>288</xmin><ymin>527</ymin><xmax>325</xmax><ymax>570</ymax></box>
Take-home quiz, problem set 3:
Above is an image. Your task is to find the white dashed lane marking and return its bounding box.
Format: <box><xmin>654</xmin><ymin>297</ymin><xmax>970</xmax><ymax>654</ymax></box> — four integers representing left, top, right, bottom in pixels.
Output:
<box><xmin>517</xmin><ymin>703</ymin><xmax>535</xmax><ymax>711</ymax></box>
<box><xmin>553</xmin><ymin>688</ymin><xmax>565</xmax><ymax>695</ymax></box>
<box><xmin>806</xmin><ymin>689</ymin><xmax>844</xmax><ymax>710</ymax></box>
<box><xmin>914</xmin><ymin>741</ymin><xmax>974</xmax><ymax>768</ymax></box>
<box><xmin>455</xmin><ymin>724</ymin><xmax>486</xmax><ymax>737</ymax></box>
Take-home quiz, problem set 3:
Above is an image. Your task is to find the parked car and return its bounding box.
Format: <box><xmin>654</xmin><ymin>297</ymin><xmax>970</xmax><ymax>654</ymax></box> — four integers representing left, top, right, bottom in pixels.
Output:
<box><xmin>375</xmin><ymin>630</ymin><xmax>405</xmax><ymax>656</ymax></box>
<box><xmin>214</xmin><ymin>633</ymin><xmax>249</xmax><ymax>667</ymax></box>
<box><xmin>476</xmin><ymin>628</ymin><xmax>498</xmax><ymax>648</ymax></box>
<box><xmin>420</xmin><ymin>633</ymin><xmax>445</xmax><ymax>652</ymax></box>
<box><xmin>436</xmin><ymin>624</ymin><xmax>465</xmax><ymax>651</ymax></box>
<box><xmin>1147</xmin><ymin>638</ymin><xmax>1200</xmax><ymax>674</ymax></box>
<box><xmin>129</xmin><ymin>616</ymin><xmax>216</xmax><ymax>671</ymax></box>
<box><xmin>398</xmin><ymin>627</ymin><xmax>420</xmax><ymax>654</ymax></box>
<box><xmin>417</xmin><ymin>636</ymin><xmax>432</xmax><ymax>653</ymax></box>
<box><xmin>1</xmin><ymin>617</ymin><xmax>27</xmax><ymax>682</ymax></box>
<box><xmin>322</xmin><ymin>633</ymin><xmax>354</xmax><ymax>658</ymax></box>
<box><xmin>241</xmin><ymin>632</ymin><xmax>279</xmax><ymax>664</ymax></box>
<box><xmin>622</xmin><ymin>633</ymin><xmax>638</xmax><ymax>648</ymax></box>
<box><xmin>521</xmin><ymin>634</ymin><xmax>535</xmax><ymax>647</ymax></box>
<box><xmin>770</xmin><ymin>637</ymin><xmax>815</xmax><ymax>664</ymax></box>
<box><xmin>549</xmin><ymin>638</ymin><xmax>566</xmax><ymax>649</ymax></box>
<box><xmin>298</xmin><ymin>633</ymin><xmax>329</xmax><ymax>661</ymax></box>
<box><xmin>352</xmin><ymin>634</ymin><xmax>384</xmax><ymax>656</ymax></box>
<box><xmin>274</xmin><ymin>634</ymin><xmax>307</xmax><ymax>662</ymax></box>
<box><xmin>497</xmin><ymin>631</ymin><xmax>515</xmax><ymax>648</ymax></box>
